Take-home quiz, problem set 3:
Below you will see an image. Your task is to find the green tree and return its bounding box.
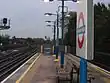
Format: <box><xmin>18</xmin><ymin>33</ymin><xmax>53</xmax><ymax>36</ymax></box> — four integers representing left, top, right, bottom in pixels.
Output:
<box><xmin>0</xmin><ymin>34</ymin><xmax>10</xmax><ymax>45</ymax></box>
<box><xmin>64</xmin><ymin>11</ymin><xmax>76</xmax><ymax>47</ymax></box>
<box><xmin>94</xmin><ymin>3</ymin><xmax>110</xmax><ymax>49</ymax></box>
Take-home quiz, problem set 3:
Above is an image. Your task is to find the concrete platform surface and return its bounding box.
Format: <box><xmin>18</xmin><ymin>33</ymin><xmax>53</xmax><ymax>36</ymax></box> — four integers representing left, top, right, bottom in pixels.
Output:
<box><xmin>19</xmin><ymin>54</ymin><xmax>57</xmax><ymax>83</ymax></box>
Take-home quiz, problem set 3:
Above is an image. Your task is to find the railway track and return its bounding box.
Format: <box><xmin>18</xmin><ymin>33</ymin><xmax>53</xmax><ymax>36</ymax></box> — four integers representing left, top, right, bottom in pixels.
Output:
<box><xmin>69</xmin><ymin>51</ymin><xmax>110</xmax><ymax>71</ymax></box>
<box><xmin>67</xmin><ymin>47</ymin><xmax>110</xmax><ymax>72</ymax></box>
<box><xmin>0</xmin><ymin>46</ymin><xmax>38</xmax><ymax>82</ymax></box>
<box><xmin>67</xmin><ymin>47</ymin><xmax>110</xmax><ymax>71</ymax></box>
<box><xmin>90</xmin><ymin>52</ymin><xmax>110</xmax><ymax>71</ymax></box>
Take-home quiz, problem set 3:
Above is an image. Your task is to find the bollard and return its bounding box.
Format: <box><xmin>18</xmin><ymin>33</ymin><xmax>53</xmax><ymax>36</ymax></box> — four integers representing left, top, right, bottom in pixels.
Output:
<box><xmin>53</xmin><ymin>45</ymin><xmax>54</xmax><ymax>54</ymax></box>
<box><xmin>65</xmin><ymin>46</ymin><xmax>67</xmax><ymax>54</ymax></box>
<box><xmin>41</xmin><ymin>45</ymin><xmax>43</xmax><ymax>53</ymax></box>
<box><xmin>53</xmin><ymin>46</ymin><xmax>56</xmax><ymax>57</ymax></box>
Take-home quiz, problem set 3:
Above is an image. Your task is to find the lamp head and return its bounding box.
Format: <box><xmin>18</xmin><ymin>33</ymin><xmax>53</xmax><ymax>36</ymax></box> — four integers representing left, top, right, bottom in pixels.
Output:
<box><xmin>44</xmin><ymin>13</ymin><xmax>53</xmax><ymax>16</ymax></box>
<box><xmin>43</xmin><ymin>0</ymin><xmax>54</xmax><ymax>2</ymax></box>
<box><xmin>45</xmin><ymin>21</ymin><xmax>52</xmax><ymax>23</ymax></box>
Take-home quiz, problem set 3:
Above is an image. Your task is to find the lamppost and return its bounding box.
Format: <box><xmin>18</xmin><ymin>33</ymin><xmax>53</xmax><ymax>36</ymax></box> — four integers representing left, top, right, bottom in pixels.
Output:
<box><xmin>43</xmin><ymin>0</ymin><xmax>77</xmax><ymax>68</ymax></box>
<box><xmin>46</xmin><ymin>19</ymin><xmax>59</xmax><ymax>61</ymax></box>
<box><xmin>45</xmin><ymin>21</ymin><xmax>56</xmax><ymax>55</ymax></box>
<box><xmin>60</xmin><ymin>0</ymin><xmax>77</xmax><ymax>69</ymax></box>
<box><xmin>44</xmin><ymin>6</ymin><xmax>68</xmax><ymax>62</ymax></box>
<box><xmin>45</xmin><ymin>12</ymin><xmax>58</xmax><ymax>59</ymax></box>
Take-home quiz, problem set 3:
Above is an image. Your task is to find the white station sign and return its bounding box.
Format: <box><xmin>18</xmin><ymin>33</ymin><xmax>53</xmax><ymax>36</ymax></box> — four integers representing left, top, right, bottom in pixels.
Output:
<box><xmin>76</xmin><ymin>0</ymin><xmax>94</xmax><ymax>60</ymax></box>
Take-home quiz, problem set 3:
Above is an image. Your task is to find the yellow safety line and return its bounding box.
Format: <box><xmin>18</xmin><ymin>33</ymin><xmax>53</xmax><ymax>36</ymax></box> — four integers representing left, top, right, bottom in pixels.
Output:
<box><xmin>16</xmin><ymin>53</ymin><xmax>41</xmax><ymax>83</ymax></box>
<box><xmin>54</xmin><ymin>59</ymin><xmax>59</xmax><ymax>62</ymax></box>
<box><xmin>95</xmin><ymin>67</ymin><xmax>110</xmax><ymax>77</ymax></box>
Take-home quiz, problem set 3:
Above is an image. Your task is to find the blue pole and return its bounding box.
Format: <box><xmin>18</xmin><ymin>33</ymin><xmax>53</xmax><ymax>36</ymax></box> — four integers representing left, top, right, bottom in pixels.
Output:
<box><xmin>56</xmin><ymin>46</ymin><xmax>59</xmax><ymax>59</ymax></box>
<box><xmin>60</xmin><ymin>51</ymin><xmax>64</xmax><ymax>68</ymax></box>
<box><xmin>80</xmin><ymin>57</ymin><xmax>87</xmax><ymax>83</ymax></box>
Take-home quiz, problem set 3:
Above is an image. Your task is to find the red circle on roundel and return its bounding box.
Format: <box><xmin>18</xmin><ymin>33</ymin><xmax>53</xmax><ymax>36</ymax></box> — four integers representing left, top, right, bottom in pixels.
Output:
<box><xmin>78</xmin><ymin>12</ymin><xmax>85</xmax><ymax>49</ymax></box>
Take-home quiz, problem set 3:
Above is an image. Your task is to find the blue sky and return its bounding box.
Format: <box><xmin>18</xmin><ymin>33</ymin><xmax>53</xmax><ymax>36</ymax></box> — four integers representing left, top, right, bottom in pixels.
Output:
<box><xmin>0</xmin><ymin>0</ymin><xmax>109</xmax><ymax>38</ymax></box>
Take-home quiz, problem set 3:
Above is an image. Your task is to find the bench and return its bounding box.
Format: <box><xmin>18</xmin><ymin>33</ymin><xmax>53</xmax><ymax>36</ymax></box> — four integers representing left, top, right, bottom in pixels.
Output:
<box><xmin>56</xmin><ymin>64</ymin><xmax>79</xmax><ymax>83</ymax></box>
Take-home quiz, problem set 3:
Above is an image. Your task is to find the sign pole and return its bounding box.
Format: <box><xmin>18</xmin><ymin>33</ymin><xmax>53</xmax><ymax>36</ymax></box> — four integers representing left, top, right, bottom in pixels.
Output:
<box><xmin>53</xmin><ymin>21</ymin><xmax>56</xmax><ymax>55</ymax></box>
<box><xmin>60</xmin><ymin>0</ymin><xmax>65</xmax><ymax>69</ymax></box>
<box><xmin>80</xmin><ymin>58</ymin><xmax>87</xmax><ymax>83</ymax></box>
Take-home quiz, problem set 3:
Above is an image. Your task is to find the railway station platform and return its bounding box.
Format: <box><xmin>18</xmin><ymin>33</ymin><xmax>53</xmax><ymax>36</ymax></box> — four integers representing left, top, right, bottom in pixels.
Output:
<box><xmin>1</xmin><ymin>50</ymin><xmax>110</xmax><ymax>83</ymax></box>
<box><xmin>16</xmin><ymin>54</ymin><xmax>57</xmax><ymax>83</ymax></box>
<box><xmin>1</xmin><ymin>53</ymin><xmax>58</xmax><ymax>83</ymax></box>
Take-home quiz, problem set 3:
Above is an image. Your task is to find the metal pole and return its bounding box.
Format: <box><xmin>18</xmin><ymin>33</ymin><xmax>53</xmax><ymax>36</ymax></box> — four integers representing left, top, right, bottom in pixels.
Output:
<box><xmin>56</xmin><ymin>12</ymin><xmax>59</xmax><ymax>60</ymax></box>
<box><xmin>62</xmin><ymin>0</ymin><xmax>64</xmax><ymax>42</ymax></box>
<box><xmin>80</xmin><ymin>58</ymin><xmax>87</xmax><ymax>83</ymax></box>
<box><xmin>60</xmin><ymin>0</ymin><xmax>65</xmax><ymax>68</ymax></box>
<box><xmin>53</xmin><ymin>21</ymin><xmax>56</xmax><ymax>54</ymax></box>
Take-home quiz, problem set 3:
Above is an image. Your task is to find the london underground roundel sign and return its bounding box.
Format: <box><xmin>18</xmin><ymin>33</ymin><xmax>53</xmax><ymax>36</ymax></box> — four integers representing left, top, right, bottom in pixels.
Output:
<box><xmin>77</xmin><ymin>0</ymin><xmax>94</xmax><ymax>60</ymax></box>
<box><xmin>77</xmin><ymin>12</ymin><xmax>85</xmax><ymax>49</ymax></box>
